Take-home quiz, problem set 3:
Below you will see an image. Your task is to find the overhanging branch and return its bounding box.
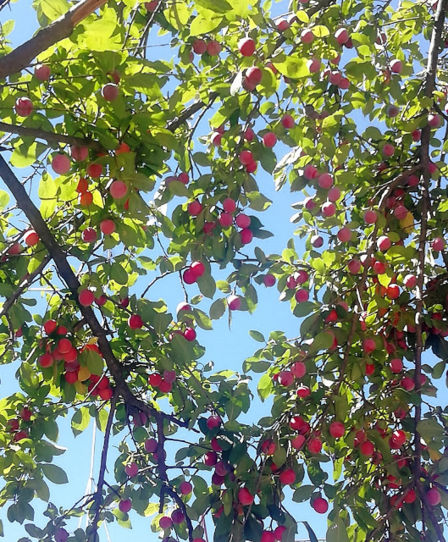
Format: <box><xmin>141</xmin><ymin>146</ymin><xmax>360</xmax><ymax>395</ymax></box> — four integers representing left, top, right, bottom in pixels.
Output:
<box><xmin>0</xmin><ymin>0</ymin><xmax>109</xmax><ymax>80</ymax></box>
<box><xmin>0</xmin><ymin>121</ymin><xmax>102</xmax><ymax>150</ymax></box>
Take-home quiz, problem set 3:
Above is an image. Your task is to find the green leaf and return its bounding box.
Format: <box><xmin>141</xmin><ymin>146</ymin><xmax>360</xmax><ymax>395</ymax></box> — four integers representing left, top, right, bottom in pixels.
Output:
<box><xmin>247</xmin><ymin>191</ymin><xmax>272</xmax><ymax>211</ymax></box>
<box><xmin>10</xmin><ymin>142</ymin><xmax>45</xmax><ymax>168</ymax></box>
<box><xmin>210</xmin><ymin>298</ymin><xmax>226</xmax><ymax>319</ymax></box>
<box><xmin>190</xmin><ymin>12</ymin><xmax>223</xmax><ymax>36</ymax></box>
<box><xmin>309</xmin><ymin>331</ymin><xmax>334</xmax><ymax>353</ymax></box>
<box><xmin>196</xmin><ymin>273</ymin><xmax>216</xmax><ymax>298</ymax></box>
<box><xmin>71</xmin><ymin>408</ymin><xmax>90</xmax><ymax>437</ymax></box>
<box><xmin>80</xmin><ymin>8</ymin><xmax>121</xmax><ymax>51</ymax></box>
<box><xmin>193</xmin><ymin>308</ymin><xmax>213</xmax><ymax>330</ymax></box>
<box><xmin>0</xmin><ymin>190</ymin><xmax>9</xmax><ymax>209</ymax></box>
<box><xmin>43</xmin><ymin>419</ymin><xmax>58</xmax><ymax>442</ymax></box>
<box><xmin>293</xmin><ymin>485</ymin><xmax>314</xmax><ymax>502</ymax></box>
<box><xmin>326</xmin><ymin>519</ymin><xmax>349</xmax><ymax>542</ymax></box>
<box><xmin>257</xmin><ymin>373</ymin><xmax>273</xmax><ymax>401</ymax></box>
<box><xmin>417</xmin><ymin>419</ymin><xmax>444</xmax><ymax>450</ymax></box>
<box><xmin>195</xmin><ymin>0</ymin><xmax>232</xmax><ymax>12</ymax></box>
<box><xmin>25</xmin><ymin>524</ymin><xmax>45</xmax><ymax>538</ymax></box>
<box><xmin>110</xmin><ymin>262</ymin><xmax>128</xmax><ymax>285</ymax></box>
<box><xmin>249</xmin><ymin>330</ymin><xmax>265</xmax><ymax>342</ymax></box>
<box><xmin>80</xmin><ymin>349</ymin><xmax>104</xmax><ymax>376</ymax></box>
<box><xmin>41</xmin><ymin>464</ymin><xmax>68</xmax><ymax>485</ymax></box>
<box><xmin>164</xmin><ymin>2</ymin><xmax>191</xmax><ymax>29</ymax></box>
<box><xmin>273</xmin><ymin>55</ymin><xmax>309</xmax><ymax>78</ymax></box>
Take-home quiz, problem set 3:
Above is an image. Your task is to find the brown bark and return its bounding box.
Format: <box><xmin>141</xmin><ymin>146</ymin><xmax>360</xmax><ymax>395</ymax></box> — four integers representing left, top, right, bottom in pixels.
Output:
<box><xmin>0</xmin><ymin>0</ymin><xmax>108</xmax><ymax>79</ymax></box>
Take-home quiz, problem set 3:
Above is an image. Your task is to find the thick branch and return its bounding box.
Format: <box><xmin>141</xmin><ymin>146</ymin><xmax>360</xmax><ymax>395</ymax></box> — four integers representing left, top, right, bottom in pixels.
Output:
<box><xmin>0</xmin><ymin>154</ymin><xmax>131</xmax><ymax>395</ymax></box>
<box><xmin>0</xmin><ymin>121</ymin><xmax>101</xmax><ymax>150</ymax></box>
<box><xmin>0</xmin><ymin>0</ymin><xmax>108</xmax><ymax>79</ymax></box>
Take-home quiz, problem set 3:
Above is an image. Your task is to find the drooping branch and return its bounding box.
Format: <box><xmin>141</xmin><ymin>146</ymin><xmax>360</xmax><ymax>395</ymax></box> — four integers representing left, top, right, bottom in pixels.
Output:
<box><xmin>0</xmin><ymin>121</ymin><xmax>102</xmax><ymax>150</ymax></box>
<box><xmin>0</xmin><ymin>0</ymin><xmax>109</xmax><ymax>80</ymax></box>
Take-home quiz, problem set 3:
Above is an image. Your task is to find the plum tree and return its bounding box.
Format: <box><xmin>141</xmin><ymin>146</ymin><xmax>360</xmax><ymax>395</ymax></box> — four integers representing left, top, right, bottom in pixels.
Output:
<box><xmin>0</xmin><ymin>0</ymin><xmax>447</xmax><ymax>542</ymax></box>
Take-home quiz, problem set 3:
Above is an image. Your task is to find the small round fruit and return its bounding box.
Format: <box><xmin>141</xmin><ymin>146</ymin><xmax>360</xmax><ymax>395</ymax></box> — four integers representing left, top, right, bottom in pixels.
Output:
<box><xmin>119</xmin><ymin>499</ymin><xmax>132</xmax><ymax>513</ymax></box>
<box><xmin>128</xmin><ymin>314</ymin><xmax>143</xmax><ymax>329</ymax></box>
<box><xmin>159</xmin><ymin>515</ymin><xmax>173</xmax><ymax>529</ymax></box>
<box><xmin>110</xmin><ymin>180</ymin><xmax>128</xmax><ymax>199</ymax></box>
<box><xmin>329</xmin><ymin>421</ymin><xmax>345</xmax><ymax>438</ymax></box>
<box><xmin>432</xmin><ymin>237</ymin><xmax>445</xmax><ymax>251</ymax></box>
<box><xmin>180</xmin><ymin>481</ymin><xmax>192</xmax><ymax>495</ymax></box>
<box><xmin>360</xmin><ymin>440</ymin><xmax>374</xmax><ymax>456</ymax></box>
<box><xmin>312</xmin><ymin>497</ymin><xmax>329</xmax><ymax>513</ymax></box>
<box><xmin>227</xmin><ymin>295</ymin><xmax>241</xmax><ymax>310</ymax></box>
<box><xmin>238</xmin><ymin>37</ymin><xmax>255</xmax><ymax>56</ymax></box>
<box><xmin>15</xmin><ymin>97</ymin><xmax>33</xmax><ymax>116</ymax></box>
<box><xmin>192</xmin><ymin>39</ymin><xmax>207</xmax><ymax>54</ymax></box>
<box><xmin>223</xmin><ymin>197</ymin><xmax>236</xmax><ymax>213</ymax></box>
<box><xmin>240</xmin><ymin>228</ymin><xmax>253</xmax><ymax>244</ymax></box>
<box><xmin>100</xmin><ymin>219</ymin><xmax>116</xmax><ymax>235</ymax></box>
<box><xmin>39</xmin><ymin>353</ymin><xmax>54</xmax><ymax>368</ymax></box>
<box><xmin>87</xmin><ymin>163</ymin><xmax>102</xmax><ymax>178</ymax></box>
<box><xmin>390</xmin><ymin>358</ymin><xmax>403</xmax><ymax>373</ymax></box>
<box><xmin>70</xmin><ymin>145</ymin><xmax>89</xmax><ymax>161</ymax></box>
<box><xmin>183</xmin><ymin>268</ymin><xmax>197</xmax><ymax>284</ymax></box>
<box><xmin>426</xmin><ymin>488</ymin><xmax>441</xmax><ymax>506</ymax></box>
<box><xmin>79</xmin><ymin>289</ymin><xmax>95</xmax><ymax>307</ymax></box>
<box><xmin>246</xmin><ymin>66</ymin><xmax>262</xmax><ymax>85</ymax></box>
<box><xmin>337</xmin><ymin>227</ymin><xmax>351</xmax><ymax>243</ymax></box>
<box><xmin>144</xmin><ymin>438</ymin><xmax>158</xmax><ymax>453</ymax></box>
<box><xmin>190</xmin><ymin>261</ymin><xmax>205</xmax><ymax>278</ymax></box>
<box><xmin>24</xmin><ymin>230</ymin><xmax>39</xmax><ymax>246</ymax></box>
<box><xmin>263</xmin><ymin>132</ymin><xmax>277</xmax><ymax>147</ymax></box>
<box><xmin>322</xmin><ymin>202</ymin><xmax>336</xmax><ymax>217</ymax></box>
<box><xmin>183</xmin><ymin>327</ymin><xmax>196</xmax><ymax>342</ymax></box>
<box><xmin>364</xmin><ymin>210</ymin><xmax>378</xmax><ymax>224</ymax></box>
<box><xmin>52</xmin><ymin>154</ymin><xmax>71</xmax><ymax>175</ymax></box>
<box><xmin>34</xmin><ymin>64</ymin><xmax>51</xmax><ymax>81</ymax></box>
<box><xmin>188</xmin><ymin>200</ymin><xmax>202</xmax><ymax>216</ymax></box>
<box><xmin>295</xmin><ymin>289</ymin><xmax>309</xmax><ymax>303</ymax></box>
<box><xmin>403</xmin><ymin>274</ymin><xmax>417</xmax><ymax>288</ymax></box>
<box><xmin>102</xmin><ymin>83</ymin><xmax>119</xmax><ymax>101</ymax></box>
<box><xmin>238</xmin><ymin>487</ymin><xmax>254</xmax><ymax>505</ymax></box>
<box><xmin>281</xmin><ymin>114</ymin><xmax>294</xmax><ymax>129</ymax></box>
<box><xmin>263</xmin><ymin>273</ymin><xmax>276</xmax><ymax>287</ymax></box>
<box><xmin>335</xmin><ymin>27</ymin><xmax>349</xmax><ymax>45</ymax></box>
<box><xmin>171</xmin><ymin>509</ymin><xmax>185</xmax><ymax>524</ymax></box>
<box><xmin>207</xmin><ymin>40</ymin><xmax>221</xmax><ymax>56</ymax></box>
<box><xmin>82</xmin><ymin>227</ymin><xmax>97</xmax><ymax>243</ymax></box>
<box><xmin>279</xmin><ymin>469</ymin><xmax>296</xmax><ymax>485</ymax></box>
<box><xmin>235</xmin><ymin>213</ymin><xmax>250</xmax><ymax>229</ymax></box>
<box><xmin>390</xmin><ymin>59</ymin><xmax>403</xmax><ymax>74</ymax></box>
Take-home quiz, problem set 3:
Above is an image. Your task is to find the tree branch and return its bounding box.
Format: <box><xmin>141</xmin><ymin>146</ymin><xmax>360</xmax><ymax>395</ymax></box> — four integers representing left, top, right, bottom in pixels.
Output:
<box><xmin>0</xmin><ymin>254</ymin><xmax>51</xmax><ymax>319</ymax></box>
<box><xmin>0</xmin><ymin>121</ymin><xmax>101</xmax><ymax>150</ymax></box>
<box><xmin>414</xmin><ymin>2</ymin><xmax>448</xmax><ymax>539</ymax></box>
<box><xmin>0</xmin><ymin>0</ymin><xmax>109</xmax><ymax>80</ymax></box>
<box><xmin>89</xmin><ymin>394</ymin><xmax>116</xmax><ymax>542</ymax></box>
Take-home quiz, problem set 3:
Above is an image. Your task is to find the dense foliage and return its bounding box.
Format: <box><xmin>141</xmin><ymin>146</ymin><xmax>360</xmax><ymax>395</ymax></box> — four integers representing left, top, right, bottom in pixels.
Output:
<box><xmin>0</xmin><ymin>0</ymin><xmax>448</xmax><ymax>540</ymax></box>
